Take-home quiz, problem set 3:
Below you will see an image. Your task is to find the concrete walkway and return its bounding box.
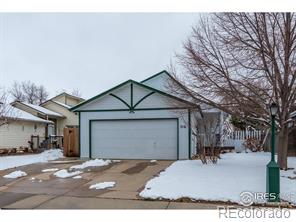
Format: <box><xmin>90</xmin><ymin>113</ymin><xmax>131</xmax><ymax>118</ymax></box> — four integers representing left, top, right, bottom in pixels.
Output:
<box><xmin>1</xmin><ymin>193</ymin><xmax>219</xmax><ymax>209</ymax></box>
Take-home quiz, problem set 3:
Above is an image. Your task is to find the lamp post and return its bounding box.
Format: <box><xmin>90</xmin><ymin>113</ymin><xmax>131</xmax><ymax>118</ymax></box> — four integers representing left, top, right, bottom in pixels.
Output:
<box><xmin>266</xmin><ymin>102</ymin><xmax>280</xmax><ymax>202</ymax></box>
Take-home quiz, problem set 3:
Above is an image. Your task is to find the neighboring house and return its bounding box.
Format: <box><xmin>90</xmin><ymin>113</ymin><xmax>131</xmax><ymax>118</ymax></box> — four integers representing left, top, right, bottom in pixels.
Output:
<box><xmin>71</xmin><ymin>70</ymin><xmax>199</xmax><ymax>160</ymax></box>
<box><xmin>11</xmin><ymin>93</ymin><xmax>84</xmax><ymax>137</ymax></box>
<box><xmin>0</xmin><ymin>105</ymin><xmax>52</xmax><ymax>148</ymax></box>
<box><xmin>288</xmin><ymin>111</ymin><xmax>296</xmax><ymax>156</ymax></box>
<box><xmin>41</xmin><ymin>93</ymin><xmax>84</xmax><ymax>135</ymax></box>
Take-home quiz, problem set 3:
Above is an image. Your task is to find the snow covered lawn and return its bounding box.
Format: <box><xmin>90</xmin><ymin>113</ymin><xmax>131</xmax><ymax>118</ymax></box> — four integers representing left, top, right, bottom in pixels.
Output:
<box><xmin>140</xmin><ymin>152</ymin><xmax>296</xmax><ymax>205</ymax></box>
<box><xmin>0</xmin><ymin>149</ymin><xmax>63</xmax><ymax>170</ymax></box>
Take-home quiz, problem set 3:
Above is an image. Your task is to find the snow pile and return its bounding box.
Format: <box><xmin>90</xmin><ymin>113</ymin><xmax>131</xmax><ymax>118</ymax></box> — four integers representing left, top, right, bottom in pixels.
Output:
<box><xmin>54</xmin><ymin>169</ymin><xmax>82</xmax><ymax>178</ymax></box>
<box><xmin>89</xmin><ymin>182</ymin><xmax>116</xmax><ymax>190</ymax></box>
<box><xmin>3</xmin><ymin>170</ymin><xmax>27</xmax><ymax>179</ymax></box>
<box><xmin>150</xmin><ymin>160</ymin><xmax>157</xmax><ymax>163</ymax></box>
<box><xmin>42</xmin><ymin>168</ymin><xmax>59</xmax><ymax>172</ymax></box>
<box><xmin>73</xmin><ymin>175</ymin><xmax>82</xmax><ymax>179</ymax></box>
<box><xmin>140</xmin><ymin>152</ymin><xmax>296</xmax><ymax>205</ymax></box>
<box><xmin>0</xmin><ymin>149</ymin><xmax>63</xmax><ymax>170</ymax></box>
<box><xmin>70</xmin><ymin>159</ymin><xmax>112</xmax><ymax>170</ymax></box>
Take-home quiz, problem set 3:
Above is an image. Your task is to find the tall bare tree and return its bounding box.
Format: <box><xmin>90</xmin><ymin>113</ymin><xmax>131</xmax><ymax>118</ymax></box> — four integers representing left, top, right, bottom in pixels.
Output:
<box><xmin>169</xmin><ymin>13</ymin><xmax>296</xmax><ymax>169</ymax></box>
<box><xmin>10</xmin><ymin>81</ymin><xmax>25</xmax><ymax>102</ymax></box>
<box><xmin>10</xmin><ymin>81</ymin><xmax>48</xmax><ymax>105</ymax></box>
<box><xmin>36</xmin><ymin>85</ymin><xmax>49</xmax><ymax>104</ymax></box>
<box><xmin>71</xmin><ymin>88</ymin><xmax>82</xmax><ymax>98</ymax></box>
<box><xmin>0</xmin><ymin>87</ymin><xmax>13</xmax><ymax>126</ymax></box>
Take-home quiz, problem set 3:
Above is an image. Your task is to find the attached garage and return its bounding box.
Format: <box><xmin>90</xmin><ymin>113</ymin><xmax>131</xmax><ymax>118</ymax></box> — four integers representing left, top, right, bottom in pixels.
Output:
<box><xmin>71</xmin><ymin>71</ymin><xmax>198</xmax><ymax>160</ymax></box>
<box><xmin>90</xmin><ymin>119</ymin><xmax>178</xmax><ymax>159</ymax></box>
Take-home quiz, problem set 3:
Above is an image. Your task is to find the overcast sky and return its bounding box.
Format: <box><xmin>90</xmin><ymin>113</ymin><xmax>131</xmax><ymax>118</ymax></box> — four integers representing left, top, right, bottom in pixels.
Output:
<box><xmin>0</xmin><ymin>13</ymin><xmax>198</xmax><ymax>99</ymax></box>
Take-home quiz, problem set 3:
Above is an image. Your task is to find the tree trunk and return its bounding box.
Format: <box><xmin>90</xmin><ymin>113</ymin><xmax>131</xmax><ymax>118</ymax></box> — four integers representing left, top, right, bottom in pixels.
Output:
<box><xmin>277</xmin><ymin>126</ymin><xmax>289</xmax><ymax>170</ymax></box>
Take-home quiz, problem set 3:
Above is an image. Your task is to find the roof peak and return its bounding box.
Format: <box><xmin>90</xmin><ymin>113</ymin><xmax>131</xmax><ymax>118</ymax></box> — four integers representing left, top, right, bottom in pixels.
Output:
<box><xmin>141</xmin><ymin>70</ymin><xmax>171</xmax><ymax>83</ymax></box>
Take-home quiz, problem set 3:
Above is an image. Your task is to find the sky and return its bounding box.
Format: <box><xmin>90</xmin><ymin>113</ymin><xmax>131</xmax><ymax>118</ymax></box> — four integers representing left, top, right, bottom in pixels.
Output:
<box><xmin>0</xmin><ymin>13</ymin><xmax>199</xmax><ymax>99</ymax></box>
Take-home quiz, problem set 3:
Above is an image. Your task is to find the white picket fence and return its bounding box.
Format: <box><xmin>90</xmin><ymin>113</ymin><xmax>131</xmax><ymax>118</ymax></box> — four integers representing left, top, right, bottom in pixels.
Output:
<box><xmin>222</xmin><ymin>130</ymin><xmax>264</xmax><ymax>152</ymax></box>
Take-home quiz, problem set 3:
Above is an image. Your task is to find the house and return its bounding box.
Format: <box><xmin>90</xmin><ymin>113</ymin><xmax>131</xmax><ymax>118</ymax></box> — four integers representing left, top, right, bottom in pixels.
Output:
<box><xmin>40</xmin><ymin>92</ymin><xmax>85</xmax><ymax>135</ymax></box>
<box><xmin>0</xmin><ymin>105</ymin><xmax>52</xmax><ymax>149</ymax></box>
<box><xmin>70</xmin><ymin>70</ymin><xmax>199</xmax><ymax>160</ymax></box>
<box><xmin>11</xmin><ymin>92</ymin><xmax>84</xmax><ymax>137</ymax></box>
<box><xmin>288</xmin><ymin>111</ymin><xmax>296</xmax><ymax>156</ymax></box>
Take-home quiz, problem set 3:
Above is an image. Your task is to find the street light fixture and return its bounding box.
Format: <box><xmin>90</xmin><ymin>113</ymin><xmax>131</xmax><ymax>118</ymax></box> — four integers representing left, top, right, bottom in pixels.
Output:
<box><xmin>266</xmin><ymin>102</ymin><xmax>280</xmax><ymax>202</ymax></box>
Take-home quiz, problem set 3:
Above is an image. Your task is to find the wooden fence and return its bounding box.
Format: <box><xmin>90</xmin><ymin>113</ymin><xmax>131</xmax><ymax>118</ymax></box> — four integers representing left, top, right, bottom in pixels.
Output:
<box><xmin>63</xmin><ymin>127</ymin><xmax>79</xmax><ymax>157</ymax></box>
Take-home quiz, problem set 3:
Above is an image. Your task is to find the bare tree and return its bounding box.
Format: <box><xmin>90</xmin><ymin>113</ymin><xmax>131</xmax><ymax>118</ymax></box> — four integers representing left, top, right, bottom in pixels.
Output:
<box><xmin>21</xmin><ymin>81</ymin><xmax>38</xmax><ymax>104</ymax></box>
<box><xmin>169</xmin><ymin>13</ymin><xmax>296</xmax><ymax>170</ymax></box>
<box><xmin>71</xmin><ymin>88</ymin><xmax>82</xmax><ymax>98</ymax></box>
<box><xmin>36</xmin><ymin>85</ymin><xmax>49</xmax><ymax>104</ymax></box>
<box><xmin>10</xmin><ymin>81</ymin><xmax>25</xmax><ymax>102</ymax></box>
<box><xmin>10</xmin><ymin>81</ymin><xmax>48</xmax><ymax>105</ymax></box>
<box><xmin>0</xmin><ymin>87</ymin><xmax>13</xmax><ymax>126</ymax></box>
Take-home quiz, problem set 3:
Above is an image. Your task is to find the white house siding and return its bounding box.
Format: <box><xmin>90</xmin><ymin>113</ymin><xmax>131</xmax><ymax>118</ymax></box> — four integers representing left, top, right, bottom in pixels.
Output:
<box><xmin>80</xmin><ymin>109</ymin><xmax>191</xmax><ymax>159</ymax></box>
<box><xmin>142</xmin><ymin>72</ymin><xmax>171</xmax><ymax>92</ymax></box>
<box><xmin>0</xmin><ymin>121</ymin><xmax>46</xmax><ymax>148</ymax></box>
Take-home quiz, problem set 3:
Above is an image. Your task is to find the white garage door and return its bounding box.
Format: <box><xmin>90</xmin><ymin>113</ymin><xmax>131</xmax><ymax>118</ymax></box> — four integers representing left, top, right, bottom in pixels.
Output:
<box><xmin>91</xmin><ymin>119</ymin><xmax>178</xmax><ymax>160</ymax></box>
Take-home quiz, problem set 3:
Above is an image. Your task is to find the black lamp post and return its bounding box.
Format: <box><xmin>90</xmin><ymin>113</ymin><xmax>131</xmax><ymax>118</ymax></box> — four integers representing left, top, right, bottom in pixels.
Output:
<box><xmin>266</xmin><ymin>102</ymin><xmax>280</xmax><ymax>202</ymax></box>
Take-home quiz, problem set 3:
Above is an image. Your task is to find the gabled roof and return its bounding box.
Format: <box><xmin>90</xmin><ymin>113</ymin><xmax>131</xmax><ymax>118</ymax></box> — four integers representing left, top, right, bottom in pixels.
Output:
<box><xmin>51</xmin><ymin>100</ymin><xmax>72</xmax><ymax>109</ymax></box>
<box><xmin>141</xmin><ymin>70</ymin><xmax>172</xmax><ymax>83</ymax></box>
<box><xmin>42</xmin><ymin>99</ymin><xmax>72</xmax><ymax>109</ymax></box>
<box><xmin>1</xmin><ymin>105</ymin><xmax>53</xmax><ymax>123</ymax></box>
<box><xmin>11</xmin><ymin>101</ymin><xmax>64</xmax><ymax>118</ymax></box>
<box><xmin>70</xmin><ymin>79</ymin><xmax>198</xmax><ymax>112</ymax></box>
<box><xmin>50</xmin><ymin>92</ymin><xmax>84</xmax><ymax>102</ymax></box>
<box><xmin>40</xmin><ymin>92</ymin><xmax>84</xmax><ymax>107</ymax></box>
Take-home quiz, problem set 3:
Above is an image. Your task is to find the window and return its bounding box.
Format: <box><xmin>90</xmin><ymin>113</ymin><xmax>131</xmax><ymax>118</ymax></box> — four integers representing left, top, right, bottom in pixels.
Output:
<box><xmin>34</xmin><ymin>124</ymin><xmax>37</xmax><ymax>132</ymax></box>
<box><xmin>22</xmin><ymin>125</ymin><xmax>24</xmax><ymax>131</ymax></box>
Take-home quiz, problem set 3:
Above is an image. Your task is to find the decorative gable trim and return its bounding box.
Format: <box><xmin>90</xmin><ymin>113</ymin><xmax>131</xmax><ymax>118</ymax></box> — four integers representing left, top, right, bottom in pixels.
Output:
<box><xmin>70</xmin><ymin>79</ymin><xmax>198</xmax><ymax>112</ymax></box>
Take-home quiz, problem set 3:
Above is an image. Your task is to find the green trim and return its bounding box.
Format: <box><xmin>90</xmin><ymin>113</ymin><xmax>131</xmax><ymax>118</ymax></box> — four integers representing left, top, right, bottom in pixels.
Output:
<box><xmin>134</xmin><ymin>80</ymin><xmax>197</xmax><ymax>107</ymax></box>
<box><xmin>77</xmin><ymin>107</ymin><xmax>190</xmax><ymax>112</ymax></box>
<box><xmin>89</xmin><ymin>118</ymin><xmax>179</xmax><ymax>160</ymax></box>
<box><xmin>78</xmin><ymin>112</ymin><xmax>81</xmax><ymax>157</ymax></box>
<box><xmin>177</xmin><ymin>118</ymin><xmax>179</xmax><ymax>159</ymax></box>
<box><xmin>141</xmin><ymin>70</ymin><xmax>171</xmax><ymax>83</ymax></box>
<box><xmin>133</xmin><ymin>92</ymin><xmax>155</xmax><ymax>108</ymax></box>
<box><xmin>70</xmin><ymin>79</ymin><xmax>132</xmax><ymax>111</ymax></box>
<box><xmin>188</xmin><ymin>109</ymin><xmax>191</xmax><ymax>159</ymax></box>
<box><xmin>70</xmin><ymin>79</ymin><xmax>198</xmax><ymax>112</ymax></box>
<box><xmin>109</xmin><ymin>93</ymin><xmax>131</xmax><ymax>109</ymax></box>
<box><xmin>131</xmin><ymin>83</ymin><xmax>133</xmax><ymax>108</ymax></box>
<box><xmin>89</xmin><ymin>119</ymin><xmax>92</xmax><ymax>158</ymax></box>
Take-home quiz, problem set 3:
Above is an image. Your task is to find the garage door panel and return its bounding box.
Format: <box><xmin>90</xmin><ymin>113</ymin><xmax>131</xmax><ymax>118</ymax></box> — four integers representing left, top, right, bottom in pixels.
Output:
<box><xmin>91</xmin><ymin>119</ymin><xmax>178</xmax><ymax>160</ymax></box>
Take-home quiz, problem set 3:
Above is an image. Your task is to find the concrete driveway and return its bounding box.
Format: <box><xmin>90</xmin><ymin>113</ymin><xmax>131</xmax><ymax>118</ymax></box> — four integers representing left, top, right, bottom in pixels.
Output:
<box><xmin>0</xmin><ymin>159</ymin><xmax>218</xmax><ymax>209</ymax></box>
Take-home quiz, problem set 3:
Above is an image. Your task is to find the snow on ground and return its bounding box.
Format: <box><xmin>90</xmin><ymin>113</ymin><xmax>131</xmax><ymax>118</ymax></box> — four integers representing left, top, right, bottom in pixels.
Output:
<box><xmin>89</xmin><ymin>182</ymin><xmax>116</xmax><ymax>190</ymax></box>
<box><xmin>73</xmin><ymin>175</ymin><xmax>82</xmax><ymax>179</ymax></box>
<box><xmin>54</xmin><ymin>169</ymin><xmax>82</xmax><ymax>178</ymax></box>
<box><xmin>3</xmin><ymin>170</ymin><xmax>27</xmax><ymax>179</ymax></box>
<box><xmin>42</xmin><ymin>168</ymin><xmax>59</xmax><ymax>172</ymax></box>
<box><xmin>150</xmin><ymin>160</ymin><xmax>157</xmax><ymax>163</ymax></box>
<box><xmin>70</xmin><ymin>159</ymin><xmax>112</xmax><ymax>170</ymax></box>
<box><xmin>140</xmin><ymin>152</ymin><xmax>296</xmax><ymax>205</ymax></box>
<box><xmin>0</xmin><ymin>149</ymin><xmax>63</xmax><ymax>171</ymax></box>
